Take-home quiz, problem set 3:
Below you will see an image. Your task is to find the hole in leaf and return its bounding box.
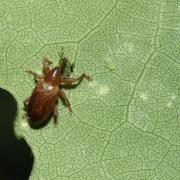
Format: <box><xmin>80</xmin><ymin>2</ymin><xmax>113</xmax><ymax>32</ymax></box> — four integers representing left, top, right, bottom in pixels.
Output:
<box><xmin>0</xmin><ymin>88</ymin><xmax>34</xmax><ymax>180</ymax></box>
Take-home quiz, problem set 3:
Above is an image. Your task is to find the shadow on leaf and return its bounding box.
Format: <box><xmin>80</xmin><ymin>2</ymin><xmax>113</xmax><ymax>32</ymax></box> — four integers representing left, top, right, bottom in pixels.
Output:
<box><xmin>0</xmin><ymin>88</ymin><xmax>34</xmax><ymax>180</ymax></box>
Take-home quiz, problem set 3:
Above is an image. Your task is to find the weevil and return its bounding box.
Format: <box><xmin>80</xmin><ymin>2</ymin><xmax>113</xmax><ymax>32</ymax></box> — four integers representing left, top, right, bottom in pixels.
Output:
<box><xmin>24</xmin><ymin>53</ymin><xmax>92</xmax><ymax>127</ymax></box>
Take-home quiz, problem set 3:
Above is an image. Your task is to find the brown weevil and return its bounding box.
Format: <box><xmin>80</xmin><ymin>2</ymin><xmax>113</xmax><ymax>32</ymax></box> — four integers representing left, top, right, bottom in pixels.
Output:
<box><xmin>24</xmin><ymin>52</ymin><xmax>92</xmax><ymax>127</ymax></box>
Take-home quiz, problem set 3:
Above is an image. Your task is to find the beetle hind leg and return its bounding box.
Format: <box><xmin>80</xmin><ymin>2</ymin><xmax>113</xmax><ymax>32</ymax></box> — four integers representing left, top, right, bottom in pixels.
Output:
<box><xmin>58</xmin><ymin>90</ymin><xmax>72</xmax><ymax>112</ymax></box>
<box><xmin>60</xmin><ymin>73</ymin><xmax>92</xmax><ymax>86</ymax></box>
<box><xmin>53</xmin><ymin>104</ymin><xmax>58</xmax><ymax>124</ymax></box>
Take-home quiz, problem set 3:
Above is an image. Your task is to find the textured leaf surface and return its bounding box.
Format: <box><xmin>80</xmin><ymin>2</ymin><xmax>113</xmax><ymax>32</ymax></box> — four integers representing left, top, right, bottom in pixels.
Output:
<box><xmin>0</xmin><ymin>0</ymin><xmax>180</xmax><ymax>179</ymax></box>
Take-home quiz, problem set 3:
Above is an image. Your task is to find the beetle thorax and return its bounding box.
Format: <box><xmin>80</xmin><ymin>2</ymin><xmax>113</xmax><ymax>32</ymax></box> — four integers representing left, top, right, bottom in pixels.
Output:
<box><xmin>44</xmin><ymin>67</ymin><xmax>62</xmax><ymax>85</ymax></box>
<box><xmin>42</xmin><ymin>82</ymin><xmax>53</xmax><ymax>92</ymax></box>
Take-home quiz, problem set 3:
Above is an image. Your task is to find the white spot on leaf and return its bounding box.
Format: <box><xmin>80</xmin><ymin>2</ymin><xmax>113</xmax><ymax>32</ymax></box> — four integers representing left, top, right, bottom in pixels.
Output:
<box><xmin>171</xmin><ymin>95</ymin><xmax>176</xmax><ymax>100</ymax></box>
<box><xmin>167</xmin><ymin>102</ymin><xmax>173</xmax><ymax>108</ymax></box>
<box><xmin>99</xmin><ymin>84</ymin><xmax>110</xmax><ymax>95</ymax></box>
<box><xmin>139</xmin><ymin>93</ymin><xmax>148</xmax><ymax>101</ymax></box>
<box><xmin>21</xmin><ymin>121</ymin><xmax>28</xmax><ymax>128</ymax></box>
<box><xmin>88</xmin><ymin>80</ymin><xmax>97</xmax><ymax>88</ymax></box>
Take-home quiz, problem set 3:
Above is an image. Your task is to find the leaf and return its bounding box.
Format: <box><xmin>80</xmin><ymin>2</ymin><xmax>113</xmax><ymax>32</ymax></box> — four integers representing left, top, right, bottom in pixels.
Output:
<box><xmin>1</xmin><ymin>0</ymin><xmax>180</xmax><ymax>179</ymax></box>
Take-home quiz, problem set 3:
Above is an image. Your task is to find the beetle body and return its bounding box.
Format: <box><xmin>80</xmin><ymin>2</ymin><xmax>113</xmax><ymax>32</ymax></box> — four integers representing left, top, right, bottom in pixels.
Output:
<box><xmin>27</xmin><ymin>81</ymin><xmax>59</xmax><ymax>125</ymax></box>
<box><xmin>24</xmin><ymin>55</ymin><xmax>92</xmax><ymax>127</ymax></box>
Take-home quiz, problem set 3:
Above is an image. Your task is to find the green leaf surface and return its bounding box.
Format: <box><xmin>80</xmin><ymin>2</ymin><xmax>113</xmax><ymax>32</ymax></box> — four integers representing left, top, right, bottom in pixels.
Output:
<box><xmin>1</xmin><ymin>0</ymin><xmax>180</xmax><ymax>179</ymax></box>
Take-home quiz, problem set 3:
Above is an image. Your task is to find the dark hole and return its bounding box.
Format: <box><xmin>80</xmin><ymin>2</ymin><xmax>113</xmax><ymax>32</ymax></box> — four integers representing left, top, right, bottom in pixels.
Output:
<box><xmin>0</xmin><ymin>88</ymin><xmax>34</xmax><ymax>180</ymax></box>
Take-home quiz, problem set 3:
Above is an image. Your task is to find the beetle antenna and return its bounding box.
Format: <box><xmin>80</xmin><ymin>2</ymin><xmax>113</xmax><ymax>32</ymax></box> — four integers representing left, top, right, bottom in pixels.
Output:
<box><xmin>58</xmin><ymin>47</ymin><xmax>64</xmax><ymax>63</ymax></box>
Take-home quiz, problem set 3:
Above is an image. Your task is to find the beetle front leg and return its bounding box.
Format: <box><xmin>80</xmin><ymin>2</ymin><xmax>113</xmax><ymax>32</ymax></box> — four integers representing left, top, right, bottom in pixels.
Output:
<box><xmin>60</xmin><ymin>73</ymin><xmax>92</xmax><ymax>85</ymax></box>
<box><xmin>43</xmin><ymin>57</ymin><xmax>52</xmax><ymax>74</ymax></box>
<box><xmin>26</xmin><ymin>70</ymin><xmax>43</xmax><ymax>81</ymax></box>
<box><xmin>59</xmin><ymin>89</ymin><xmax>72</xmax><ymax>112</ymax></box>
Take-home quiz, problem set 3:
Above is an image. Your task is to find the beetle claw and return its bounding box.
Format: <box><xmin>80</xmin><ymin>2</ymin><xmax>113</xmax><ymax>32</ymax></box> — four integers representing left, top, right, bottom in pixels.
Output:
<box><xmin>43</xmin><ymin>57</ymin><xmax>52</xmax><ymax>64</ymax></box>
<box><xmin>83</xmin><ymin>73</ymin><xmax>93</xmax><ymax>81</ymax></box>
<box><xmin>68</xmin><ymin>107</ymin><xmax>72</xmax><ymax>113</ymax></box>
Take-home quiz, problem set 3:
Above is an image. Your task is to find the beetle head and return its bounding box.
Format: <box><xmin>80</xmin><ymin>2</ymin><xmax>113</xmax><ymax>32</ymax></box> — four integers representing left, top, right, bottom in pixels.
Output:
<box><xmin>44</xmin><ymin>67</ymin><xmax>62</xmax><ymax>85</ymax></box>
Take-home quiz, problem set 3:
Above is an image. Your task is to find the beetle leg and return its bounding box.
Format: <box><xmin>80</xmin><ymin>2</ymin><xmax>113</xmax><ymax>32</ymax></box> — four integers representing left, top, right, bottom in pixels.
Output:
<box><xmin>58</xmin><ymin>47</ymin><xmax>64</xmax><ymax>60</ymax></box>
<box><xmin>58</xmin><ymin>89</ymin><xmax>72</xmax><ymax>112</ymax></box>
<box><xmin>43</xmin><ymin>57</ymin><xmax>52</xmax><ymax>74</ymax></box>
<box><xmin>60</xmin><ymin>73</ymin><xmax>92</xmax><ymax>85</ymax></box>
<box><xmin>26</xmin><ymin>70</ymin><xmax>43</xmax><ymax>81</ymax></box>
<box><xmin>53</xmin><ymin>104</ymin><xmax>58</xmax><ymax>124</ymax></box>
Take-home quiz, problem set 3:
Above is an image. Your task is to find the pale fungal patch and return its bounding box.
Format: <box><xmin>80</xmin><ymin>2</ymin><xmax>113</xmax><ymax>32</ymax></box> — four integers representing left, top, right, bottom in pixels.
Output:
<box><xmin>43</xmin><ymin>82</ymin><xmax>53</xmax><ymax>91</ymax></box>
<box><xmin>129</xmin><ymin>111</ymin><xmax>151</xmax><ymax>131</ymax></box>
<box><xmin>113</xmin><ymin>42</ymin><xmax>135</xmax><ymax>55</ymax></box>
<box><xmin>130</xmin><ymin>82</ymin><xmax>135</xmax><ymax>88</ymax></box>
<box><xmin>123</xmin><ymin>42</ymin><xmax>135</xmax><ymax>54</ymax></box>
<box><xmin>88</xmin><ymin>80</ymin><xmax>97</xmax><ymax>88</ymax></box>
<box><xmin>99</xmin><ymin>84</ymin><xmax>110</xmax><ymax>95</ymax></box>
<box><xmin>166</xmin><ymin>95</ymin><xmax>176</xmax><ymax>108</ymax></box>
<box><xmin>178</xmin><ymin>4</ymin><xmax>180</xmax><ymax>11</ymax></box>
<box><xmin>107</xmin><ymin>33</ymin><xmax>135</xmax><ymax>57</ymax></box>
<box><xmin>171</xmin><ymin>95</ymin><xmax>176</xmax><ymax>100</ymax></box>
<box><xmin>139</xmin><ymin>93</ymin><xmax>148</xmax><ymax>101</ymax></box>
